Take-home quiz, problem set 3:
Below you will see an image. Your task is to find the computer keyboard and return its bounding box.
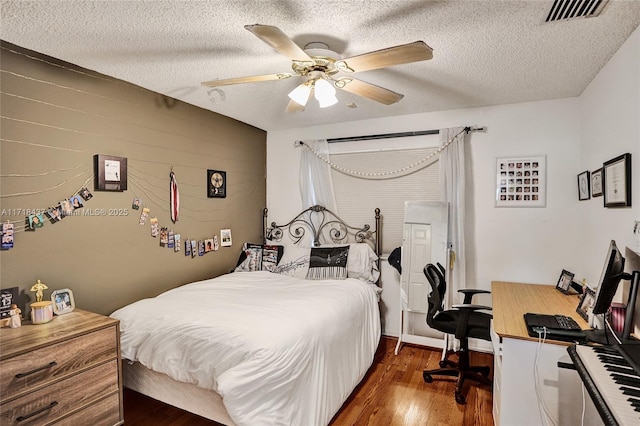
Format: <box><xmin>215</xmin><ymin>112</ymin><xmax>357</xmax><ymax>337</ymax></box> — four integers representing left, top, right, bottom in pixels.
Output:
<box><xmin>554</xmin><ymin>314</ymin><xmax>581</xmax><ymax>330</ymax></box>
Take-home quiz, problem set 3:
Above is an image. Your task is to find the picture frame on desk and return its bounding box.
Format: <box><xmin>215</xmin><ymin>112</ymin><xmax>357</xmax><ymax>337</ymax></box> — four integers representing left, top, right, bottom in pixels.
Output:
<box><xmin>576</xmin><ymin>287</ymin><xmax>596</xmax><ymax>321</ymax></box>
<box><xmin>555</xmin><ymin>269</ymin><xmax>574</xmax><ymax>294</ymax></box>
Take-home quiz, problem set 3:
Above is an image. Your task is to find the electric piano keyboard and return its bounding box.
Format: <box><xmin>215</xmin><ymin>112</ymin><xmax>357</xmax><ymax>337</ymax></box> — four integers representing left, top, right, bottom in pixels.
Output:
<box><xmin>568</xmin><ymin>344</ymin><xmax>640</xmax><ymax>426</ymax></box>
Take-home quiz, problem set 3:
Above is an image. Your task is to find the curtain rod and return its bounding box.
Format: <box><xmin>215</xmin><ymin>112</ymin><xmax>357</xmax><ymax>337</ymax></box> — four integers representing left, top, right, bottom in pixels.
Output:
<box><xmin>294</xmin><ymin>126</ymin><xmax>485</xmax><ymax>145</ymax></box>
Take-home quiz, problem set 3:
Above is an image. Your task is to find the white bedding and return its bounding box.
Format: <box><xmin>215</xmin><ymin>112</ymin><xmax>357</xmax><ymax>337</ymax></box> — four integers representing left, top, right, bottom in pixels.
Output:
<box><xmin>110</xmin><ymin>271</ymin><xmax>381</xmax><ymax>426</ymax></box>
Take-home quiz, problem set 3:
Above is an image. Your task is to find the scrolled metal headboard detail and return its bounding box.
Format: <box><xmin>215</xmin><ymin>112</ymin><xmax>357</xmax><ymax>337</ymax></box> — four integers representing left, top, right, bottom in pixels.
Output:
<box><xmin>263</xmin><ymin>205</ymin><xmax>381</xmax><ymax>257</ymax></box>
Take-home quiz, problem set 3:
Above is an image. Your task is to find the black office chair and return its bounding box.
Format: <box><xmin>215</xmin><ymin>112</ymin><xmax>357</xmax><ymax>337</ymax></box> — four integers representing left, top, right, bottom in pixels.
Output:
<box><xmin>422</xmin><ymin>263</ymin><xmax>493</xmax><ymax>404</ymax></box>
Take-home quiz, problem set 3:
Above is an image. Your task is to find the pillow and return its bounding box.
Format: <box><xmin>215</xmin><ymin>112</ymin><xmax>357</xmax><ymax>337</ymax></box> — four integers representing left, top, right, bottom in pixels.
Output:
<box><xmin>344</xmin><ymin>243</ymin><xmax>380</xmax><ymax>284</ymax></box>
<box><xmin>306</xmin><ymin>246</ymin><xmax>349</xmax><ymax>280</ymax></box>
<box><xmin>322</xmin><ymin>243</ymin><xmax>380</xmax><ymax>284</ymax></box>
<box><xmin>234</xmin><ymin>243</ymin><xmax>284</xmax><ymax>272</ymax></box>
<box><xmin>272</xmin><ymin>245</ymin><xmax>311</xmax><ymax>279</ymax></box>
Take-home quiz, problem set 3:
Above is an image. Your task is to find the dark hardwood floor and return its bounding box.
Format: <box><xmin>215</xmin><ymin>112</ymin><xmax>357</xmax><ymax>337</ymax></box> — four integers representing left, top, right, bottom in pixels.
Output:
<box><xmin>123</xmin><ymin>336</ymin><xmax>494</xmax><ymax>425</ymax></box>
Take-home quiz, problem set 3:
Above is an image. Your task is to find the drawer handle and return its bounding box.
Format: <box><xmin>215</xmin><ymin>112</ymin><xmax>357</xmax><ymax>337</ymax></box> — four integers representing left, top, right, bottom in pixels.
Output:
<box><xmin>15</xmin><ymin>361</ymin><xmax>57</xmax><ymax>378</ymax></box>
<box><xmin>16</xmin><ymin>401</ymin><xmax>58</xmax><ymax>422</ymax></box>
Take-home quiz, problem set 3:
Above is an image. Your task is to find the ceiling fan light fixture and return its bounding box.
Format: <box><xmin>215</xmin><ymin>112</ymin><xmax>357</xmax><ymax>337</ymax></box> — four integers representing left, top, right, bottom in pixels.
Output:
<box><xmin>314</xmin><ymin>78</ymin><xmax>338</xmax><ymax>108</ymax></box>
<box><xmin>288</xmin><ymin>82</ymin><xmax>312</xmax><ymax>106</ymax></box>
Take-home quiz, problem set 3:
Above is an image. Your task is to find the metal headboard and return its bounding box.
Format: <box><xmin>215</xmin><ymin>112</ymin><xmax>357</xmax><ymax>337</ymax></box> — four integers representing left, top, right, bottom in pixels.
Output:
<box><xmin>263</xmin><ymin>205</ymin><xmax>381</xmax><ymax>259</ymax></box>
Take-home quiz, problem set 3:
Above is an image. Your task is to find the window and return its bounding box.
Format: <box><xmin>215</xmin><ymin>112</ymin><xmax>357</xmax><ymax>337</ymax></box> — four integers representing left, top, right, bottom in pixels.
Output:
<box><xmin>328</xmin><ymin>135</ymin><xmax>441</xmax><ymax>253</ymax></box>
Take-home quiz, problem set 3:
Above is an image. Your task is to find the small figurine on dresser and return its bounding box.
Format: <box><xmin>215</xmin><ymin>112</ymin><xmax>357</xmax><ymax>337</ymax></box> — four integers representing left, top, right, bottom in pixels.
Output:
<box><xmin>30</xmin><ymin>279</ymin><xmax>48</xmax><ymax>302</ymax></box>
<box><xmin>9</xmin><ymin>304</ymin><xmax>21</xmax><ymax>328</ymax></box>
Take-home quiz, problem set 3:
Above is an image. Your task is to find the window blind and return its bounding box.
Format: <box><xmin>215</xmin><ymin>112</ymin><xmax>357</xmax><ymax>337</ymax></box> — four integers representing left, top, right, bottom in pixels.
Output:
<box><xmin>329</xmin><ymin>146</ymin><xmax>441</xmax><ymax>254</ymax></box>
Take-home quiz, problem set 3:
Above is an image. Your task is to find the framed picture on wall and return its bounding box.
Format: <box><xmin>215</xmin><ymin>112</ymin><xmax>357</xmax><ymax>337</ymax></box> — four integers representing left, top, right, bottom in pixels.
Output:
<box><xmin>207</xmin><ymin>170</ymin><xmax>226</xmax><ymax>198</ymax></box>
<box><xmin>94</xmin><ymin>154</ymin><xmax>127</xmax><ymax>191</ymax></box>
<box><xmin>603</xmin><ymin>153</ymin><xmax>631</xmax><ymax>207</ymax></box>
<box><xmin>577</xmin><ymin>170</ymin><xmax>590</xmax><ymax>201</ymax></box>
<box><xmin>591</xmin><ymin>168</ymin><xmax>603</xmax><ymax>197</ymax></box>
<box><xmin>495</xmin><ymin>155</ymin><xmax>546</xmax><ymax>207</ymax></box>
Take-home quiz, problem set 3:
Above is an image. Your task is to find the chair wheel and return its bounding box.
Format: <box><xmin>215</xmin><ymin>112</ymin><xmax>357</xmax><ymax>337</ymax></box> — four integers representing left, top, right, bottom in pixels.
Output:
<box><xmin>439</xmin><ymin>360</ymin><xmax>448</xmax><ymax>368</ymax></box>
<box><xmin>455</xmin><ymin>393</ymin><xmax>466</xmax><ymax>404</ymax></box>
<box><xmin>480</xmin><ymin>367</ymin><xmax>490</xmax><ymax>377</ymax></box>
<box><xmin>423</xmin><ymin>372</ymin><xmax>433</xmax><ymax>383</ymax></box>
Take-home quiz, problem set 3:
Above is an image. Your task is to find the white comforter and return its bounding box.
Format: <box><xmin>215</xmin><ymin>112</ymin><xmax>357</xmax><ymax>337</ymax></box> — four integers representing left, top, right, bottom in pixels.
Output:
<box><xmin>110</xmin><ymin>271</ymin><xmax>381</xmax><ymax>426</ymax></box>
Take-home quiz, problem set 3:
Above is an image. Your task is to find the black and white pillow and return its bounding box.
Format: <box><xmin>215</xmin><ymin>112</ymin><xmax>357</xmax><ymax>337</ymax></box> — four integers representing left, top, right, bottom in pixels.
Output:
<box><xmin>235</xmin><ymin>243</ymin><xmax>284</xmax><ymax>272</ymax></box>
<box><xmin>306</xmin><ymin>246</ymin><xmax>349</xmax><ymax>280</ymax></box>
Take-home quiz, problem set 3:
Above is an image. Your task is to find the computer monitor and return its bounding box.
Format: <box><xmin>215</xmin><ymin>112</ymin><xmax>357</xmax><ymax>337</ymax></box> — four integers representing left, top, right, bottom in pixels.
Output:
<box><xmin>622</xmin><ymin>247</ymin><xmax>640</xmax><ymax>340</ymax></box>
<box><xmin>585</xmin><ymin>240</ymin><xmax>626</xmax><ymax>344</ymax></box>
<box><xmin>591</xmin><ymin>240</ymin><xmax>625</xmax><ymax>315</ymax></box>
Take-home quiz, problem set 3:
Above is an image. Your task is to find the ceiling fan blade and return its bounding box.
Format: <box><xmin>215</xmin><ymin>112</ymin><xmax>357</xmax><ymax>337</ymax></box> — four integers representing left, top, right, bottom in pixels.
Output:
<box><xmin>201</xmin><ymin>73</ymin><xmax>294</xmax><ymax>87</ymax></box>
<box><xmin>286</xmin><ymin>99</ymin><xmax>306</xmax><ymax>112</ymax></box>
<box><xmin>336</xmin><ymin>41</ymin><xmax>433</xmax><ymax>73</ymax></box>
<box><xmin>336</xmin><ymin>78</ymin><xmax>404</xmax><ymax>105</ymax></box>
<box><xmin>245</xmin><ymin>24</ymin><xmax>312</xmax><ymax>61</ymax></box>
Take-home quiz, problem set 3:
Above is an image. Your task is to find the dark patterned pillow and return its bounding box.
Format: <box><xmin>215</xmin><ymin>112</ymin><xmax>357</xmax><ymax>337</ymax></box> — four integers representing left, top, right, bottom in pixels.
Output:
<box><xmin>306</xmin><ymin>246</ymin><xmax>349</xmax><ymax>280</ymax></box>
<box><xmin>235</xmin><ymin>243</ymin><xmax>284</xmax><ymax>272</ymax></box>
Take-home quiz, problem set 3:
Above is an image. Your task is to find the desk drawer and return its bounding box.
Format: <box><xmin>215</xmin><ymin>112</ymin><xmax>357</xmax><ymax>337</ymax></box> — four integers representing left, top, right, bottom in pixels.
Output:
<box><xmin>1</xmin><ymin>327</ymin><xmax>116</xmax><ymax>402</ymax></box>
<box><xmin>0</xmin><ymin>359</ymin><xmax>118</xmax><ymax>425</ymax></box>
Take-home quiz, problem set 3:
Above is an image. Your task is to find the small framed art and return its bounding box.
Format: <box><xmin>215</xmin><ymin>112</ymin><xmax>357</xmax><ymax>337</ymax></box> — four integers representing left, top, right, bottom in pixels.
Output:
<box><xmin>556</xmin><ymin>269</ymin><xmax>574</xmax><ymax>294</ymax></box>
<box><xmin>577</xmin><ymin>170</ymin><xmax>590</xmax><ymax>201</ymax></box>
<box><xmin>591</xmin><ymin>167</ymin><xmax>603</xmax><ymax>197</ymax></box>
<box><xmin>603</xmin><ymin>153</ymin><xmax>631</xmax><ymax>207</ymax></box>
<box><xmin>495</xmin><ymin>155</ymin><xmax>546</xmax><ymax>207</ymax></box>
<box><xmin>576</xmin><ymin>287</ymin><xmax>596</xmax><ymax>321</ymax></box>
<box><xmin>207</xmin><ymin>170</ymin><xmax>226</xmax><ymax>198</ymax></box>
<box><xmin>51</xmin><ymin>288</ymin><xmax>75</xmax><ymax>315</ymax></box>
<box><xmin>0</xmin><ymin>287</ymin><xmax>19</xmax><ymax>319</ymax></box>
<box><xmin>94</xmin><ymin>154</ymin><xmax>127</xmax><ymax>191</ymax></box>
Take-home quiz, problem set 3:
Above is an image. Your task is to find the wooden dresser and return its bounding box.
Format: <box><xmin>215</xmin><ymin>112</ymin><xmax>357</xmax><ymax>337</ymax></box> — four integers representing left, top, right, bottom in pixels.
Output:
<box><xmin>0</xmin><ymin>309</ymin><xmax>123</xmax><ymax>425</ymax></box>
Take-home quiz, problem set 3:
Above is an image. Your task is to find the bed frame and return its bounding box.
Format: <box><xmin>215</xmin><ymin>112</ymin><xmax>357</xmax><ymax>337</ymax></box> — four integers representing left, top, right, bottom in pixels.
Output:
<box><xmin>123</xmin><ymin>205</ymin><xmax>381</xmax><ymax>425</ymax></box>
<box><xmin>263</xmin><ymin>205</ymin><xmax>381</xmax><ymax>274</ymax></box>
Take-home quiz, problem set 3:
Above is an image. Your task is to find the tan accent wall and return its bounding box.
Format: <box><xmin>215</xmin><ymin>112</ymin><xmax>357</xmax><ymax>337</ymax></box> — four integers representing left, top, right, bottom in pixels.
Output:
<box><xmin>0</xmin><ymin>41</ymin><xmax>267</xmax><ymax>316</ymax></box>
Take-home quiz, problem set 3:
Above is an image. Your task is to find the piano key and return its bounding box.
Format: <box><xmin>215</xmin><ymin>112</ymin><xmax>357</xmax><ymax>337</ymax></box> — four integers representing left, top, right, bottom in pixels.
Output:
<box><xmin>622</xmin><ymin>386</ymin><xmax>640</xmax><ymax>398</ymax></box>
<box><xmin>574</xmin><ymin>344</ymin><xmax>640</xmax><ymax>425</ymax></box>
<box><xmin>606</xmin><ymin>365</ymin><xmax>639</xmax><ymax>376</ymax></box>
<box><xmin>612</xmin><ymin>373</ymin><xmax>640</xmax><ymax>388</ymax></box>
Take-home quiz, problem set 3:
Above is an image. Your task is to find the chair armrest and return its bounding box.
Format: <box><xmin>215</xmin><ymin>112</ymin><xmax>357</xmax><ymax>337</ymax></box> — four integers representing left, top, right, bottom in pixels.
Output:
<box><xmin>458</xmin><ymin>289</ymin><xmax>491</xmax><ymax>304</ymax></box>
<box><xmin>452</xmin><ymin>304</ymin><xmax>492</xmax><ymax>311</ymax></box>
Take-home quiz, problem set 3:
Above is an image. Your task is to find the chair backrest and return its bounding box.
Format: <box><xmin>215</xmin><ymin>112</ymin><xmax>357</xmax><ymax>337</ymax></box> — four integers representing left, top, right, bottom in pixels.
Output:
<box><xmin>424</xmin><ymin>263</ymin><xmax>446</xmax><ymax>329</ymax></box>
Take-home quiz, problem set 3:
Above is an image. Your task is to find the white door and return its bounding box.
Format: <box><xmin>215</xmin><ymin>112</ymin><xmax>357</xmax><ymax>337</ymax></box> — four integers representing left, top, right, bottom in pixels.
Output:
<box><xmin>406</xmin><ymin>223</ymin><xmax>431</xmax><ymax>312</ymax></box>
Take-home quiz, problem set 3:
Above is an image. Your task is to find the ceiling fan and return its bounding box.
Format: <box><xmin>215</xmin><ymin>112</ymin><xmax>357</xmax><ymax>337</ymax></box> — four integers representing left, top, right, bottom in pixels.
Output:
<box><xmin>201</xmin><ymin>24</ymin><xmax>433</xmax><ymax>112</ymax></box>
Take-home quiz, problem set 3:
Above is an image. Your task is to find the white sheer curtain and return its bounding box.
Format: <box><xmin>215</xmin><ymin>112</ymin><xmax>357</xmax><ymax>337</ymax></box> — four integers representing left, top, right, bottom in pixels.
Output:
<box><xmin>439</xmin><ymin>127</ymin><xmax>467</xmax><ymax>308</ymax></box>
<box><xmin>299</xmin><ymin>139</ymin><xmax>337</xmax><ymax>212</ymax></box>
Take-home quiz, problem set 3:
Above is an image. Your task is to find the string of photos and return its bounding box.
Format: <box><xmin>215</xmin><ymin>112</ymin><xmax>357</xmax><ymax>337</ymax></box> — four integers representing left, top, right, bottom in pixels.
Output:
<box><xmin>132</xmin><ymin>167</ymin><xmax>233</xmax><ymax>258</ymax></box>
<box><xmin>0</xmin><ymin>150</ymin><xmax>232</xmax><ymax>257</ymax></box>
<box><xmin>1</xmin><ymin>173</ymin><xmax>95</xmax><ymax>250</ymax></box>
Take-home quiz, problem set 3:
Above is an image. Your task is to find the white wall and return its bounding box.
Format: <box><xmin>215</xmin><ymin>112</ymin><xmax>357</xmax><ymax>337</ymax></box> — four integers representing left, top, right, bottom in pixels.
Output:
<box><xmin>266</xmin><ymin>26</ymin><xmax>639</xmax><ymax>337</ymax></box>
<box><xmin>579</xmin><ymin>25</ymin><xmax>640</xmax><ymax>280</ymax></box>
<box><xmin>267</xmin><ymin>98</ymin><xmax>582</xmax><ymax>336</ymax></box>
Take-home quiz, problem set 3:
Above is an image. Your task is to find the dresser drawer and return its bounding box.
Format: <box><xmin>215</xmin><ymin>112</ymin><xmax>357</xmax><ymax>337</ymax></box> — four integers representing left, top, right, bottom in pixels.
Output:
<box><xmin>1</xmin><ymin>326</ymin><xmax>116</xmax><ymax>402</ymax></box>
<box><xmin>53</xmin><ymin>393</ymin><xmax>121</xmax><ymax>426</ymax></box>
<box><xmin>0</xmin><ymin>359</ymin><xmax>119</xmax><ymax>425</ymax></box>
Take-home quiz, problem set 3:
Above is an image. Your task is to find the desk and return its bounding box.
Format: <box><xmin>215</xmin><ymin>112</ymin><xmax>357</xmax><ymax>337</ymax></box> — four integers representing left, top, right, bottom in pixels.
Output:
<box><xmin>491</xmin><ymin>281</ymin><xmax>602</xmax><ymax>426</ymax></box>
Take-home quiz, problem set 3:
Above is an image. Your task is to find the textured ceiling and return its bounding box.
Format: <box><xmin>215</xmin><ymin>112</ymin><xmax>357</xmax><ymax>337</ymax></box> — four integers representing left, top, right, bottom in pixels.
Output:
<box><xmin>1</xmin><ymin>1</ymin><xmax>639</xmax><ymax>131</ymax></box>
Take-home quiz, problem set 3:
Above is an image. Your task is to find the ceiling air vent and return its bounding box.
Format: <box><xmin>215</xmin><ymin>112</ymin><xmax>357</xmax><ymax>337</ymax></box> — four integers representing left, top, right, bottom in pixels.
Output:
<box><xmin>544</xmin><ymin>0</ymin><xmax>609</xmax><ymax>22</ymax></box>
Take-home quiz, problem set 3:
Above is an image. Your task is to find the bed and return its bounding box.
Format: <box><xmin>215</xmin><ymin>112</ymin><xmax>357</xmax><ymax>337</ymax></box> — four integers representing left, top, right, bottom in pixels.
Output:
<box><xmin>110</xmin><ymin>205</ymin><xmax>382</xmax><ymax>426</ymax></box>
